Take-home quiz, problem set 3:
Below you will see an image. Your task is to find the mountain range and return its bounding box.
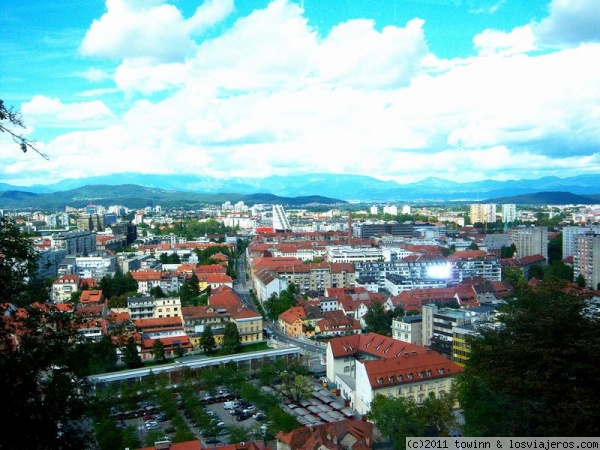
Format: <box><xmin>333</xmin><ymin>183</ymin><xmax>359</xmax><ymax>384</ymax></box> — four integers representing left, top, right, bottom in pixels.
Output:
<box><xmin>1</xmin><ymin>173</ymin><xmax>599</xmax><ymax>208</ymax></box>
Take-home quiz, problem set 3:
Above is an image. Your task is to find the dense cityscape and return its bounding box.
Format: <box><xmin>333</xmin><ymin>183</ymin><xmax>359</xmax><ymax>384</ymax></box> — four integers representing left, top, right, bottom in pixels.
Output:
<box><xmin>1</xmin><ymin>196</ymin><xmax>599</xmax><ymax>449</ymax></box>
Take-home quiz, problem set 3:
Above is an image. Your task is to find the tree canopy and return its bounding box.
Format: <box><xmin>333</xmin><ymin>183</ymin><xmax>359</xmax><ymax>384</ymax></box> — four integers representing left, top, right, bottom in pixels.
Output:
<box><xmin>457</xmin><ymin>281</ymin><xmax>600</xmax><ymax>436</ymax></box>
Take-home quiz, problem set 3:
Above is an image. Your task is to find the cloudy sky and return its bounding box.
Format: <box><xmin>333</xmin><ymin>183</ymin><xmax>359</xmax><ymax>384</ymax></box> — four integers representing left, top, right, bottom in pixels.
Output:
<box><xmin>2</xmin><ymin>0</ymin><xmax>599</xmax><ymax>187</ymax></box>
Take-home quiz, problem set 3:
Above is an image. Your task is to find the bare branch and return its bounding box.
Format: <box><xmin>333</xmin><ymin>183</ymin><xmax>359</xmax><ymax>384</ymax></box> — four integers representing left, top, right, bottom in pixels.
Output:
<box><xmin>0</xmin><ymin>99</ymin><xmax>50</xmax><ymax>160</ymax></box>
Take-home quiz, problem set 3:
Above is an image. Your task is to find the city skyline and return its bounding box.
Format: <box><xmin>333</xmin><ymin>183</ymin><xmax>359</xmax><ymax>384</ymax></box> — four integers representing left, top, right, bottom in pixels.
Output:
<box><xmin>2</xmin><ymin>0</ymin><xmax>599</xmax><ymax>188</ymax></box>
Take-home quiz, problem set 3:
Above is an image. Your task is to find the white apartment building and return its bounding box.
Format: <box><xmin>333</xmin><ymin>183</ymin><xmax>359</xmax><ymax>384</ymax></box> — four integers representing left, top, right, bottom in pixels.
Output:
<box><xmin>563</xmin><ymin>226</ymin><xmax>600</xmax><ymax>259</ymax></box>
<box><xmin>502</xmin><ymin>204</ymin><xmax>517</xmax><ymax>223</ymax></box>
<box><xmin>383</xmin><ymin>205</ymin><xmax>398</xmax><ymax>216</ymax></box>
<box><xmin>326</xmin><ymin>245</ymin><xmax>384</xmax><ymax>263</ymax></box>
<box><xmin>392</xmin><ymin>315</ymin><xmax>423</xmax><ymax>346</ymax></box>
<box><xmin>573</xmin><ymin>233</ymin><xmax>600</xmax><ymax>290</ymax></box>
<box><xmin>127</xmin><ymin>296</ymin><xmax>183</xmax><ymax>320</ymax></box>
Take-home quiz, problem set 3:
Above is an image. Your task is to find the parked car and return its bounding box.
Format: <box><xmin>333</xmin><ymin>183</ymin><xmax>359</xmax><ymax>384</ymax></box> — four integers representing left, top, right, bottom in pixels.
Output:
<box><xmin>223</xmin><ymin>401</ymin><xmax>239</xmax><ymax>410</ymax></box>
<box><xmin>243</xmin><ymin>405</ymin><xmax>256</xmax><ymax>414</ymax></box>
<box><xmin>229</xmin><ymin>409</ymin><xmax>243</xmax><ymax>416</ymax></box>
<box><xmin>252</xmin><ymin>412</ymin><xmax>266</xmax><ymax>421</ymax></box>
<box><xmin>216</xmin><ymin>421</ymin><xmax>225</xmax><ymax>428</ymax></box>
<box><xmin>218</xmin><ymin>428</ymin><xmax>229</xmax><ymax>435</ymax></box>
<box><xmin>236</xmin><ymin>413</ymin><xmax>249</xmax><ymax>422</ymax></box>
<box><xmin>205</xmin><ymin>438</ymin><xmax>221</xmax><ymax>444</ymax></box>
<box><xmin>155</xmin><ymin>413</ymin><xmax>167</xmax><ymax>421</ymax></box>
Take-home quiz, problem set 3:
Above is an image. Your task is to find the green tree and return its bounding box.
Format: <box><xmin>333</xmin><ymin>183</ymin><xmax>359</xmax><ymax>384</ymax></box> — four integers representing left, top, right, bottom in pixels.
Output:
<box><xmin>149</xmin><ymin>285</ymin><xmax>166</xmax><ymax>298</ymax></box>
<box><xmin>457</xmin><ymin>281</ymin><xmax>600</xmax><ymax>436</ymax></box>
<box><xmin>527</xmin><ymin>264</ymin><xmax>545</xmax><ymax>280</ymax></box>
<box><xmin>543</xmin><ymin>261</ymin><xmax>573</xmax><ymax>282</ymax></box>
<box><xmin>188</xmin><ymin>272</ymin><xmax>201</xmax><ymax>298</ymax></box>
<box><xmin>152</xmin><ymin>339</ymin><xmax>166</xmax><ymax>363</ymax></box>
<box><xmin>221</xmin><ymin>322</ymin><xmax>241</xmax><ymax>354</ymax></box>
<box><xmin>122</xmin><ymin>336</ymin><xmax>142</xmax><ymax>369</ymax></box>
<box><xmin>367</xmin><ymin>395</ymin><xmax>425</xmax><ymax>450</ymax></box>
<box><xmin>576</xmin><ymin>273</ymin><xmax>586</xmax><ymax>288</ymax></box>
<box><xmin>278</xmin><ymin>372</ymin><xmax>314</xmax><ymax>403</ymax></box>
<box><xmin>547</xmin><ymin>233</ymin><xmax>562</xmax><ymax>264</ymax></box>
<box><xmin>363</xmin><ymin>301</ymin><xmax>392</xmax><ymax>335</ymax></box>
<box><xmin>84</xmin><ymin>334</ymin><xmax>118</xmax><ymax>375</ymax></box>
<box><xmin>501</xmin><ymin>266</ymin><xmax>525</xmax><ymax>289</ymax></box>
<box><xmin>0</xmin><ymin>303</ymin><xmax>94</xmax><ymax>449</ymax></box>
<box><xmin>199</xmin><ymin>326</ymin><xmax>216</xmax><ymax>354</ymax></box>
<box><xmin>0</xmin><ymin>217</ymin><xmax>41</xmax><ymax>307</ymax></box>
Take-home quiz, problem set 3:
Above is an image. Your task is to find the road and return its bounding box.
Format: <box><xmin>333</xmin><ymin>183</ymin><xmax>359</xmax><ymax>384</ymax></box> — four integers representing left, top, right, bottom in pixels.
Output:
<box><xmin>233</xmin><ymin>254</ymin><xmax>326</xmax><ymax>358</ymax></box>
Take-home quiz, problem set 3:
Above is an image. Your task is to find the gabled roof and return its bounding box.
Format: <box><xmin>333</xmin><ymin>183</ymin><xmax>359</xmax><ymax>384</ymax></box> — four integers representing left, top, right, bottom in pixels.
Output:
<box><xmin>279</xmin><ymin>306</ymin><xmax>306</xmax><ymax>325</ymax></box>
<box><xmin>276</xmin><ymin>419</ymin><xmax>373</xmax><ymax>450</ymax></box>
<box><xmin>133</xmin><ymin>316</ymin><xmax>183</xmax><ymax>329</ymax></box>
<box><xmin>328</xmin><ymin>332</ymin><xmax>426</xmax><ymax>359</ymax></box>
<box><xmin>80</xmin><ymin>290</ymin><xmax>104</xmax><ymax>303</ymax></box>
<box><xmin>363</xmin><ymin>350</ymin><xmax>463</xmax><ymax>389</ymax></box>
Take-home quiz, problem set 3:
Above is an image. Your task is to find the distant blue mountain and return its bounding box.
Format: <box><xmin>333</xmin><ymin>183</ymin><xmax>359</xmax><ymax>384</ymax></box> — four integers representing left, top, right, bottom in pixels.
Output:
<box><xmin>3</xmin><ymin>172</ymin><xmax>600</xmax><ymax>202</ymax></box>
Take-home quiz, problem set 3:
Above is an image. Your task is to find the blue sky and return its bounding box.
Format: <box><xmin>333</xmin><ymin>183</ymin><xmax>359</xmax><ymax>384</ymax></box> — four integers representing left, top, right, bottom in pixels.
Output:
<box><xmin>1</xmin><ymin>0</ymin><xmax>599</xmax><ymax>187</ymax></box>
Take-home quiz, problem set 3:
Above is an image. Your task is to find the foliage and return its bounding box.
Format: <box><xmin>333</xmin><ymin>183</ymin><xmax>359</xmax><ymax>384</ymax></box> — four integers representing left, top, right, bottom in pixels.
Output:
<box><xmin>457</xmin><ymin>281</ymin><xmax>600</xmax><ymax>436</ymax></box>
<box><xmin>199</xmin><ymin>326</ymin><xmax>216</xmax><ymax>354</ymax></box>
<box><xmin>278</xmin><ymin>372</ymin><xmax>314</xmax><ymax>403</ymax></box>
<box><xmin>0</xmin><ymin>217</ymin><xmax>43</xmax><ymax>307</ymax></box>
<box><xmin>76</xmin><ymin>335</ymin><xmax>118</xmax><ymax>375</ymax></box>
<box><xmin>501</xmin><ymin>266</ymin><xmax>526</xmax><ymax>289</ymax></box>
<box><xmin>499</xmin><ymin>243</ymin><xmax>516</xmax><ymax>258</ymax></box>
<box><xmin>220</xmin><ymin>322</ymin><xmax>242</xmax><ymax>354</ymax></box>
<box><xmin>122</xmin><ymin>336</ymin><xmax>142</xmax><ymax>369</ymax></box>
<box><xmin>367</xmin><ymin>393</ymin><xmax>455</xmax><ymax>450</ymax></box>
<box><xmin>98</xmin><ymin>267</ymin><xmax>138</xmax><ymax>301</ymax></box>
<box><xmin>527</xmin><ymin>264</ymin><xmax>545</xmax><ymax>281</ymax></box>
<box><xmin>467</xmin><ymin>241</ymin><xmax>479</xmax><ymax>250</ymax></box>
<box><xmin>363</xmin><ymin>301</ymin><xmax>393</xmax><ymax>335</ymax></box>
<box><xmin>159</xmin><ymin>252</ymin><xmax>181</xmax><ymax>264</ymax></box>
<box><xmin>0</xmin><ymin>303</ymin><xmax>95</xmax><ymax>449</ymax></box>
<box><xmin>264</xmin><ymin>284</ymin><xmax>298</xmax><ymax>320</ymax></box>
<box><xmin>149</xmin><ymin>285</ymin><xmax>167</xmax><ymax>298</ymax></box>
<box><xmin>547</xmin><ymin>232</ymin><xmax>562</xmax><ymax>264</ymax></box>
<box><xmin>152</xmin><ymin>339</ymin><xmax>166</xmax><ymax>363</ymax></box>
<box><xmin>543</xmin><ymin>261</ymin><xmax>573</xmax><ymax>282</ymax></box>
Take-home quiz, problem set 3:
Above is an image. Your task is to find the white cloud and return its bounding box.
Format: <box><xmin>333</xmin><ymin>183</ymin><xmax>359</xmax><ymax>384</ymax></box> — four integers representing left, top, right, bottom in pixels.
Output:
<box><xmin>473</xmin><ymin>25</ymin><xmax>537</xmax><ymax>56</ymax></box>
<box><xmin>535</xmin><ymin>0</ymin><xmax>600</xmax><ymax>47</ymax></box>
<box><xmin>6</xmin><ymin>0</ymin><xmax>600</xmax><ymax>187</ymax></box>
<box><xmin>22</xmin><ymin>96</ymin><xmax>114</xmax><ymax>122</ymax></box>
<box><xmin>79</xmin><ymin>0</ymin><xmax>233</xmax><ymax>62</ymax></box>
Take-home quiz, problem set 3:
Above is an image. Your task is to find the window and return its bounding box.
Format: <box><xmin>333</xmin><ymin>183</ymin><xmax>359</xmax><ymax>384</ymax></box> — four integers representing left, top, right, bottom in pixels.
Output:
<box><xmin>344</xmin><ymin>366</ymin><xmax>350</xmax><ymax>373</ymax></box>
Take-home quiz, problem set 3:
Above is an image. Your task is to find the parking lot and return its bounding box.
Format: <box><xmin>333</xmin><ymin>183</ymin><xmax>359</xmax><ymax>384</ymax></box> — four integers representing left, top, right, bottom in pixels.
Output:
<box><xmin>118</xmin><ymin>391</ymin><xmax>270</xmax><ymax>446</ymax></box>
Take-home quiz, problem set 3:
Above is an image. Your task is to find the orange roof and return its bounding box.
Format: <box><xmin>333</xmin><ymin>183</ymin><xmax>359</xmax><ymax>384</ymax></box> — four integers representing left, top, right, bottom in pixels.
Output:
<box><xmin>279</xmin><ymin>306</ymin><xmax>306</xmax><ymax>325</ymax></box>
<box><xmin>364</xmin><ymin>351</ymin><xmax>463</xmax><ymax>389</ymax></box>
<box><xmin>328</xmin><ymin>332</ymin><xmax>426</xmax><ymax>359</ymax></box>
<box><xmin>80</xmin><ymin>290</ymin><xmax>104</xmax><ymax>303</ymax></box>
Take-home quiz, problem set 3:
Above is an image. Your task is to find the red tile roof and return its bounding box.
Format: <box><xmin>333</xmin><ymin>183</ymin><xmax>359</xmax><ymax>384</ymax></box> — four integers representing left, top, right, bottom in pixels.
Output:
<box><xmin>364</xmin><ymin>350</ymin><xmax>463</xmax><ymax>389</ymax></box>
<box><xmin>328</xmin><ymin>332</ymin><xmax>426</xmax><ymax>359</ymax></box>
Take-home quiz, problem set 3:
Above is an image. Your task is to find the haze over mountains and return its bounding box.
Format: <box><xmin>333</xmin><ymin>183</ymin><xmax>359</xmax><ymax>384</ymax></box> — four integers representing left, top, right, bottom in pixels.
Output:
<box><xmin>1</xmin><ymin>173</ymin><xmax>599</xmax><ymax>208</ymax></box>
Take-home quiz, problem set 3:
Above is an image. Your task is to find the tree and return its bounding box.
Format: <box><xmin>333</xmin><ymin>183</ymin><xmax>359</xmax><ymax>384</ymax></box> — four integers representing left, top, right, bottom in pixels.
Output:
<box><xmin>122</xmin><ymin>336</ymin><xmax>142</xmax><ymax>369</ymax></box>
<box><xmin>363</xmin><ymin>301</ymin><xmax>392</xmax><ymax>335</ymax></box>
<box><xmin>368</xmin><ymin>392</ymin><xmax>457</xmax><ymax>449</ymax></box>
<box><xmin>149</xmin><ymin>285</ymin><xmax>166</xmax><ymax>298</ymax></box>
<box><xmin>188</xmin><ymin>272</ymin><xmax>201</xmax><ymax>298</ymax></box>
<box><xmin>278</xmin><ymin>372</ymin><xmax>314</xmax><ymax>403</ymax></box>
<box><xmin>368</xmin><ymin>395</ymin><xmax>425</xmax><ymax>450</ymax></box>
<box><xmin>0</xmin><ymin>217</ymin><xmax>42</xmax><ymax>307</ymax></box>
<box><xmin>527</xmin><ymin>264</ymin><xmax>545</xmax><ymax>280</ymax></box>
<box><xmin>0</xmin><ymin>303</ymin><xmax>94</xmax><ymax>449</ymax></box>
<box><xmin>501</xmin><ymin>266</ymin><xmax>525</xmax><ymax>289</ymax></box>
<box><xmin>152</xmin><ymin>339</ymin><xmax>166</xmax><ymax>363</ymax></box>
<box><xmin>199</xmin><ymin>326</ymin><xmax>216</xmax><ymax>354</ymax></box>
<box><xmin>576</xmin><ymin>274</ymin><xmax>586</xmax><ymax>288</ymax></box>
<box><xmin>0</xmin><ymin>99</ymin><xmax>48</xmax><ymax>159</ymax></box>
<box><xmin>457</xmin><ymin>281</ymin><xmax>600</xmax><ymax>436</ymax></box>
<box><xmin>221</xmin><ymin>322</ymin><xmax>241</xmax><ymax>354</ymax></box>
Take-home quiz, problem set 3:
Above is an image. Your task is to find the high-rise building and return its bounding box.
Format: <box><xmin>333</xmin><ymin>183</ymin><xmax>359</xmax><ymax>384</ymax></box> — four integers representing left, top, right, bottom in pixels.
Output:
<box><xmin>470</xmin><ymin>204</ymin><xmax>497</xmax><ymax>224</ymax></box>
<box><xmin>509</xmin><ymin>226</ymin><xmax>548</xmax><ymax>258</ymax></box>
<box><xmin>563</xmin><ymin>226</ymin><xmax>600</xmax><ymax>259</ymax></box>
<box><xmin>502</xmin><ymin>204</ymin><xmax>517</xmax><ymax>223</ymax></box>
<box><xmin>272</xmin><ymin>204</ymin><xmax>291</xmax><ymax>232</ymax></box>
<box><xmin>573</xmin><ymin>232</ymin><xmax>600</xmax><ymax>290</ymax></box>
<box><xmin>370</xmin><ymin>205</ymin><xmax>378</xmax><ymax>215</ymax></box>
